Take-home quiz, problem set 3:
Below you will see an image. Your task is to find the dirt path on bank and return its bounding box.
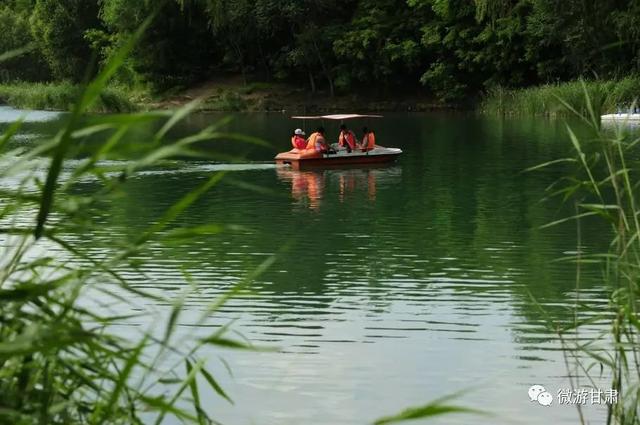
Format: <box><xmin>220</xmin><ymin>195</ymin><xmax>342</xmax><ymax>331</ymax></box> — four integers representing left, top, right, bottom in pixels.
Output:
<box><xmin>151</xmin><ymin>75</ymin><xmax>456</xmax><ymax>113</ymax></box>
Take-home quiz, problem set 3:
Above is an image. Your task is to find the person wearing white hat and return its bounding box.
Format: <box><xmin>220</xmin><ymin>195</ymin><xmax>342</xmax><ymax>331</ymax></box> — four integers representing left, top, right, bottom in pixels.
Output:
<box><xmin>291</xmin><ymin>128</ymin><xmax>307</xmax><ymax>150</ymax></box>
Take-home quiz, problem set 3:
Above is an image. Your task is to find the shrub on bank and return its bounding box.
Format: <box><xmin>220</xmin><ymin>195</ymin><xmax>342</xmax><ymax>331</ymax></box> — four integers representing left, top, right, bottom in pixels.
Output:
<box><xmin>0</xmin><ymin>81</ymin><xmax>138</xmax><ymax>112</ymax></box>
<box><xmin>481</xmin><ymin>77</ymin><xmax>640</xmax><ymax>116</ymax></box>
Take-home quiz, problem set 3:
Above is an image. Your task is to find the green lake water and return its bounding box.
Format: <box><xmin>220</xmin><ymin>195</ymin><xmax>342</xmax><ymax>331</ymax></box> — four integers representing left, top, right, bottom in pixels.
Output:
<box><xmin>0</xmin><ymin>106</ymin><xmax>615</xmax><ymax>424</ymax></box>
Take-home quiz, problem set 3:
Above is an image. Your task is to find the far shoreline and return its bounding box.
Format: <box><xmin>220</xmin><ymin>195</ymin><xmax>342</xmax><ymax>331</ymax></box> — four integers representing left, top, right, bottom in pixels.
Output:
<box><xmin>0</xmin><ymin>78</ymin><xmax>463</xmax><ymax>114</ymax></box>
<box><xmin>3</xmin><ymin>76</ymin><xmax>639</xmax><ymax>116</ymax></box>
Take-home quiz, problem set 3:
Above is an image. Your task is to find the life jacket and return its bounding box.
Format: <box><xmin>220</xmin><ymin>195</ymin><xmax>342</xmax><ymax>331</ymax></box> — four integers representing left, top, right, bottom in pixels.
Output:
<box><xmin>362</xmin><ymin>131</ymin><xmax>376</xmax><ymax>150</ymax></box>
<box><xmin>291</xmin><ymin>135</ymin><xmax>306</xmax><ymax>150</ymax></box>
<box><xmin>306</xmin><ymin>132</ymin><xmax>325</xmax><ymax>152</ymax></box>
<box><xmin>306</xmin><ymin>132</ymin><xmax>319</xmax><ymax>150</ymax></box>
<box><xmin>339</xmin><ymin>130</ymin><xmax>356</xmax><ymax>150</ymax></box>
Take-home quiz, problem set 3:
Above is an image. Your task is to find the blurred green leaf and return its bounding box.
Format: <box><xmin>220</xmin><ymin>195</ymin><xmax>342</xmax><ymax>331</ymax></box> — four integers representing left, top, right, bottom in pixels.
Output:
<box><xmin>374</xmin><ymin>395</ymin><xmax>484</xmax><ymax>425</ymax></box>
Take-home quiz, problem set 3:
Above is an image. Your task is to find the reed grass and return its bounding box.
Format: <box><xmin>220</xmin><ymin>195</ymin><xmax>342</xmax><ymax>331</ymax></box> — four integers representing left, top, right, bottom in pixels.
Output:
<box><xmin>0</xmin><ymin>17</ymin><xmax>273</xmax><ymax>425</ymax></box>
<box><xmin>531</xmin><ymin>82</ymin><xmax>640</xmax><ymax>424</ymax></box>
<box><xmin>481</xmin><ymin>77</ymin><xmax>640</xmax><ymax>117</ymax></box>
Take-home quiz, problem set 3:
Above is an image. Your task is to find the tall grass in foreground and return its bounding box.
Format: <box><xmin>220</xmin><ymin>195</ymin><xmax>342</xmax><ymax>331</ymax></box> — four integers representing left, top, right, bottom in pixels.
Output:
<box><xmin>531</xmin><ymin>86</ymin><xmax>640</xmax><ymax>424</ymax></box>
<box><xmin>0</xmin><ymin>81</ymin><xmax>139</xmax><ymax>113</ymax></box>
<box><xmin>0</xmin><ymin>22</ymin><xmax>275</xmax><ymax>424</ymax></box>
<box><xmin>481</xmin><ymin>76</ymin><xmax>640</xmax><ymax>117</ymax></box>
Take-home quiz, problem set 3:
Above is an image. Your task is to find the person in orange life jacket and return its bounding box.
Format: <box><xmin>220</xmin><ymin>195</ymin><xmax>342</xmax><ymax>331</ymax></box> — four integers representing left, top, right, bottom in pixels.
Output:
<box><xmin>291</xmin><ymin>128</ymin><xmax>307</xmax><ymax>150</ymax></box>
<box><xmin>338</xmin><ymin>124</ymin><xmax>356</xmax><ymax>153</ymax></box>
<box><xmin>306</xmin><ymin>126</ymin><xmax>329</xmax><ymax>153</ymax></box>
<box><xmin>360</xmin><ymin>127</ymin><xmax>376</xmax><ymax>151</ymax></box>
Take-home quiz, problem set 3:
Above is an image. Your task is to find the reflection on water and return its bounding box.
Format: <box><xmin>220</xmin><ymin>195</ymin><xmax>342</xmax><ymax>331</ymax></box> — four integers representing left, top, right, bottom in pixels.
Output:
<box><xmin>0</xmin><ymin>105</ymin><xmax>63</xmax><ymax>123</ymax></box>
<box><xmin>1</xmin><ymin>108</ymin><xmax>619</xmax><ymax>425</ymax></box>
<box><xmin>276</xmin><ymin>166</ymin><xmax>401</xmax><ymax>210</ymax></box>
<box><xmin>277</xmin><ymin>168</ymin><xmax>324</xmax><ymax>210</ymax></box>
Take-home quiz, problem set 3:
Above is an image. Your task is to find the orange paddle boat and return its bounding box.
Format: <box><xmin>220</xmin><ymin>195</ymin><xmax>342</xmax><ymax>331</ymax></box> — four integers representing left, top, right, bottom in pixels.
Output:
<box><xmin>275</xmin><ymin>114</ymin><xmax>402</xmax><ymax>170</ymax></box>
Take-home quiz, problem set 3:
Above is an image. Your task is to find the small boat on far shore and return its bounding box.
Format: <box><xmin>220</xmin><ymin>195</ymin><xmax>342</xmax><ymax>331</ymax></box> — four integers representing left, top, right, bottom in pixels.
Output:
<box><xmin>274</xmin><ymin>114</ymin><xmax>403</xmax><ymax>170</ymax></box>
<box><xmin>601</xmin><ymin>113</ymin><xmax>640</xmax><ymax>122</ymax></box>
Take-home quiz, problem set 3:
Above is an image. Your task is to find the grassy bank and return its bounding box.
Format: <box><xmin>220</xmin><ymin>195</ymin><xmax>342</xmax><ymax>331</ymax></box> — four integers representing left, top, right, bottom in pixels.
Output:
<box><xmin>481</xmin><ymin>76</ymin><xmax>640</xmax><ymax>116</ymax></box>
<box><xmin>150</xmin><ymin>76</ymin><xmax>456</xmax><ymax>113</ymax></box>
<box><xmin>0</xmin><ymin>81</ymin><xmax>140</xmax><ymax>112</ymax></box>
<box><xmin>0</xmin><ymin>77</ymin><xmax>456</xmax><ymax>114</ymax></box>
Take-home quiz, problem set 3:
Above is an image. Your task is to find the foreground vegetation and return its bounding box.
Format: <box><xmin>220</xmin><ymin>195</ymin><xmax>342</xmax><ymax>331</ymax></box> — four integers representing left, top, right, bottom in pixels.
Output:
<box><xmin>530</xmin><ymin>87</ymin><xmax>640</xmax><ymax>424</ymax></box>
<box><xmin>0</xmin><ymin>23</ymin><xmax>275</xmax><ymax>423</ymax></box>
<box><xmin>481</xmin><ymin>77</ymin><xmax>640</xmax><ymax>116</ymax></box>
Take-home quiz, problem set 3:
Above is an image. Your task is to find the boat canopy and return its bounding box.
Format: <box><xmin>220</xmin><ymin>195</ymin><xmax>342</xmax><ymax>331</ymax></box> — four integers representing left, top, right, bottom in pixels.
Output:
<box><xmin>291</xmin><ymin>114</ymin><xmax>383</xmax><ymax>120</ymax></box>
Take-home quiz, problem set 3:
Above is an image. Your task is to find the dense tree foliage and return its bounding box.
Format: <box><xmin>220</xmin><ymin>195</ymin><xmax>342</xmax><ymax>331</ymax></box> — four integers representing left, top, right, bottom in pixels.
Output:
<box><xmin>0</xmin><ymin>0</ymin><xmax>50</xmax><ymax>81</ymax></box>
<box><xmin>30</xmin><ymin>0</ymin><xmax>101</xmax><ymax>81</ymax></box>
<box><xmin>97</xmin><ymin>0</ymin><xmax>218</xmax><ymax>87</ymax></box>
<box><xmin>1</xmin><ymin>0</ymin><xmax>640</xmax><ymax>100</ymax></box>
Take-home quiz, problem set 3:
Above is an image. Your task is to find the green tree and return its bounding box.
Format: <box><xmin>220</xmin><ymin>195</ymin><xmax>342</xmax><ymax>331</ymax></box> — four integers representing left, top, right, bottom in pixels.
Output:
<box><xmin>30</xmin><ymin>0</ymin><xmax>101</xmax><ymax>81</ymax></box>
<box><xmin>610</xmin><ymin>1</ymin><xmax>640</xmax><ymax>74</ymax></box>
<box><xmin>409</xmin><ymin>0</ymin><xmax>482</xmax><ymax>100</ymax></box>
<box><xmin>203</xmin><ymin>0</ymin><xmax>256</xmax><ymax>84</ymax></box>
<box><xmin>98</xmin><ymin>0</ymin><xmax>218</xmax><ymax>89</ymax></box>
<box><xmin>0</xmin><ymin>2</ymin><xmax>51</xmax><ymax>82</ymax></box>
<box><xmin>4</xmin><ymin>0</ymin><xmax>640</xmax><ymax>104</ymax></box>
<box><xmin>528</xmin><ymin>0</ymin><xmax>625</xmax><ymax>81</ymax></box>
<box><xmin>333</xmin><ymin>0</ymin><xmax>424</xmax><ymax>92</ymax></box>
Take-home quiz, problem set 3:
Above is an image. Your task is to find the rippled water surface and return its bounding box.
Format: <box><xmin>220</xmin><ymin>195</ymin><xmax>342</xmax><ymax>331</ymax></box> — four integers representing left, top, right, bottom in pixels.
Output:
<box><xmin>1</xmin><ymin>108</ymin><xmax>616</xmax><ymax>424</ymax></box>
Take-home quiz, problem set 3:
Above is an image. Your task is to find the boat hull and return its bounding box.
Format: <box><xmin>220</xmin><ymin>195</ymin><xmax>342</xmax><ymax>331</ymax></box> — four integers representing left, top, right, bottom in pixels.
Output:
<box><xmin>275</xmin><ymin>147</ymin><xmax>402</xmax><ymax>170</ymax></box>
<box><xmin>601</xmin><ymin>113</ymin><xmax>640</xmax><ymax>122</ymax></box>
